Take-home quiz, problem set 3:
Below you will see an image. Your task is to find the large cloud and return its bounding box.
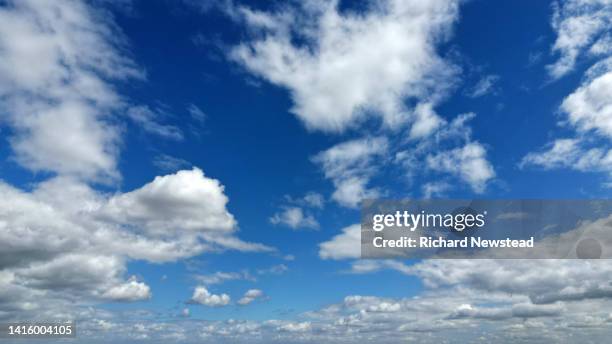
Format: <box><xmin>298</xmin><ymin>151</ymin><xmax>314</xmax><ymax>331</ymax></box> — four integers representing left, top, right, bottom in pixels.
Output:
<box><xmin>231</xmin><ymin>0</ymin><xmax>460</xmax><ymax>133</ymax></box>
<box><xmin>0</xmin><ymin>168</ymin><xmax>271</xmax><ymax>320</ymax></box>
<box><xmin>0</xmin><ymin>0</ymin><xmax>141</xmax><ymax>181</ymax></box>
<box><xmin>103</xmin><ymin>168</ymin><xmax>237</xmax><ymax>235</ymax></box>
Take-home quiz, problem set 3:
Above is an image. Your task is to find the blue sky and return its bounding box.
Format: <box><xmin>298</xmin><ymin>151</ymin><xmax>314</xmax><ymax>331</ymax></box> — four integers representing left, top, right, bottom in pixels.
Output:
<box><xmin>1</xmin><ymin>0</ymin><xmax>612</xmax><ymax>343</ymax></box>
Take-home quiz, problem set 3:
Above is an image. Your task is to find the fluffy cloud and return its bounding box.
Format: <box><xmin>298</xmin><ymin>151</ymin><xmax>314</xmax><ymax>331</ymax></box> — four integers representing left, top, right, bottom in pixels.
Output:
<box><xmin>230</xmin><ymin>0</ymin><xmax>494</xmax><ymax>200</ymax></box>
<box><xmin>426</xmin><ymin>142</ymin><xmax>496</xmax><ymax>193</ymax></box>
<box><xmin>0</xmin><ymin>0</ymin><xmax>141</xmax><ymax>181</ymax></box>
<box><xmin>522</xmin><ymin>0</ymin><xmax>612</xmax><ymax>182</ymax></box>
<box><xmin>103</xmin><ymin>168</ymin><xmax>237</xmax><ymax>235</ymax></box>
<box><xmin>312</xmin><ymin>137</ymin><xmax>388</xmax><ymax>208</ymax></box>
<box><xmin>421</xmin><ymin>181</ymin><xmax>451</xmax><ymax>199</ymax></box>
<box><xmin>270</xmin><ymin>207</ymin><xmax>319</xmax><ymax>230</ymax></box>
<box><xmin>547</xmin><ymin>0</ymin><xmax>612</xmax><ymax>79</ymax></box>
<box><xmin>190</xmin><ymin>286</ymin><xmax>230</xmax><ymax>307</ymax></box>
<box><xmin>0</xmin><ymin>168</ymin><xmax>272</xmax><ymax>319</ymax></box>
<box><xmin>319</xmin><ymin>224</ymin><xmax>361</xmax><ymax>260</ymax></box>
<box><xmin>0</xmin><ymin>0</ymin><xmax>266</xmax><ymax>327</ymax></box>
<box><xmin>561</xmin><ymin>70</ymin><xmax>612</xmax><ymax>138</ymax></box>
<box><xmin>231</xmin><ymin>0</ymin><xmax>460</xmax><ymax>132</ymax></box>
<box><xmin>237</xmin><ymin>289</ymin><xmax>264</xmax><ymax>305</ymax></box>
<box><xmin>521</xmin><ymin>138</ymin><xmax>612</xmax><ymax>172</ymax></box>
<box><xmin>101</xmin><ymin>277</ymin><xmax>152</xmax><ymax>302</ymax></box>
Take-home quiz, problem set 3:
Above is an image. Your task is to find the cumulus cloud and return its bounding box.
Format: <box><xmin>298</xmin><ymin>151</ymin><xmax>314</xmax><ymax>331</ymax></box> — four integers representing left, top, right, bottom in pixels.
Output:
<box><xmin>231</xmin><ymin>0</ymin><xmax>460</xmax><ymax>132</ymax></box>
<box><xmin>231</xmin><ymin>0</ymin><xmax>494</xmax><ymax>199</ymax></box>
<box><xmin>319</xmin><ymin>224</ymin><xmax>361</xmax><ymax>260</ymax></box>
<box><xmin>301</xmin><ymin>192</ymin><xmax>325</xmax><ymax>209</ymax></box>
<box><xmin>270</xmin><ymin>207</ymin><xmax>319</xmax><ymax>230</ymax></box>
<box><xmin>190</xmin><ymin>286</ymin><xmax>230</xmax><ymax>307</ymax></box>
<box><xmin>426</xmin><ymin>142</ymin><xmax>496</xmax><ymax>193</ymax></box>
<box><xmin>0</xmin><ymin>0</ymin><xmax>141</xmax><ymax>181</ymax></box>
<box><xmin>561</xmin><ymin>71</ymin><xmax>612</xmax><ymax>138</ymax></box>
<box><xmin>0</xmin><ymin>0</ymin><xmax>278</xmax><ymax>326</ymax></box>
<box><xmin>421</xmin><ymin>181</ymin><xmax>451</xmax><ymax>198</ymax></box>
<box><xmin>312</xmin><ymin>137</ymin><xmax>388</xmax><ymax>208</ymax></box>
<box><xmin>237</xmin><ymin>289</ymin><xmax>264</xmax><ymax>305</ymax></box>
<box><xmin>103</xmin><ymin>168</ymin><xmax>237</xmax><ymax>235</ymax></box>
<box><xmin>101</xmin><ymin>277</ymin><xmax>152</xmax><ymax>302</ymax></box>
<box><xmin>0</xmin><ymin>169</ymin><xmax>272</xmax><ymax>319</ymax></box>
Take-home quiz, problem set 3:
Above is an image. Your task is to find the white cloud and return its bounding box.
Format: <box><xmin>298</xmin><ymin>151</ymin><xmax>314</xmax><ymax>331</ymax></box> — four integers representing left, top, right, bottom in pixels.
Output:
<box><xmin>521</xmin><ymin>138</ymin><xmax>612</xmax><ymax>173</ymax></box>
<box><xmin>426</xmin><ymin>142</ymin><xmax>495</xmax><ymax>193</ymax></box>
<box><xmin>547</xmin><ymin>0</ymin><xmax>612</xmax><ymax>79</ymax></box>
<box><xmin>103</xmin><ymin>168</ymin><xmax>237</xmax><ymax>235</ymax></box>
<box><xmin>231</xmin><ymin>0</ymin><xmax>494</xmax><ymax>199</ymax></box>
<box><xmin>313</xmin><ymin>137</ymin><xmax>388</xmax><ymax>208</ymax></box>
<box><xmin>277</xmin><ymin>321</ymin><xmax>311</xmax><ymax>333</ymax></box>
<box><xmin>190</xmin><ymin>286</ymin><xmax>230</xmax><ymax>307</ymax></box>
<box><xmin>523</xmin><ymin>1</ymin><xmax>612</xmax><ymax>181</ymax></box>
<box><xmin>0</xmin><ymin>169</ymin><xmax>272</xmax><ymax>319</ymax></box>
<box><xmin>318</xmin><ymin>224</ymin><xmax>361</xmax><ymax>260</ymax></box>
<box><xmin>237</xmin><ymin>289</ymin><xmax>264</xmax><ymax>305</ymax></box>
<box><xmin>270</xmin><ymin>207</ymin><xmax>319</xmax><ymax>230</ymax></box>
<box><xmin>231</xmin><ymin>0</ymin><xmax>460</xmax><ymax>132</ymax></box>
<box><xmin>421</xmin><ymin>181</ymin><xmax>451</xmax><ymax>198</ymax></box>
<box><xmin>302</xmin><ymin>192</ymin><xmax>325</xmax><ymax>209</ymax></box>
<box><xmin>0</xmin><ymin>0</ymin><xmax>275</xmax><ymax>324</ymax></box>
<box><xmin>409</xmin><ymin>102</ymin><xmax>444</xmax><ymax>140</ymax></box>
<box><xmin>101</xmin><ymin>277</ymin><xmax>152</xmax><ymax>302</ymax></box>
<box><xmin>0</xmin><ymin>0</ymin><xmax>141</xmax><ymax>181</ymax></box>
<box><xmin>561</xmin><ymin>71</ymin><xmax>612</xmax><ymax>138</ymax></box>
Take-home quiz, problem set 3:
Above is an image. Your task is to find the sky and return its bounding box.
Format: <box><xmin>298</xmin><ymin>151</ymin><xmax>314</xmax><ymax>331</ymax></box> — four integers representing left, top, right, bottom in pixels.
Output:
<box><xmin>0</xmin><ymin>0</ymin><xmax>611</xmax><ymax>343</ymax></box>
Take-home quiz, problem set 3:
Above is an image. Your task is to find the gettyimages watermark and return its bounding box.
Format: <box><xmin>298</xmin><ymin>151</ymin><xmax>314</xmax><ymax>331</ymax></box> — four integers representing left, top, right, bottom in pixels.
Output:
<box><xmin>361</xmin><ymin>199</ymin><xmax>612</xmax><ymax>259</ymax></box>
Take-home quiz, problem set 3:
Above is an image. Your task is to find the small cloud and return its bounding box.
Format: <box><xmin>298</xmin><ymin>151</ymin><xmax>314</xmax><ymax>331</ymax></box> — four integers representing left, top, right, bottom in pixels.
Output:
<box><xmin>152</xmin><ymin>154</ymin><xmax>191</xmax><ymax>172</ymax></box>
<box><xmin>237</xmin><ymin>289</ymin><xmax>265</xmax><ymax>306</ymax></box>
<box><xmin>189</xmin><ymin>286</ymin><xmax>230</xmax><ymax>307</ymax></box>
<box><xmin>467</xmin><ymin>74</ymin><xmax>500</xmax><ymax>98</ymax></box>
<box><xmin>270</xmin><ymin>207</ymin><xmax>319</xmax><ymax>230</ymax></box>
<box><xmin>302</xmin><ymin>192</ymin><xmax>325</xmax><ymax>209</ymax></box>
<box><xmin>422</xmin><ymin>181</ymin><xmax>450</xmax><ymax>199</ymax></box>
<box><xmin>127</xmin><ymin>105</ymin><xmax>183</xmax><ymax>140</ymax></box>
